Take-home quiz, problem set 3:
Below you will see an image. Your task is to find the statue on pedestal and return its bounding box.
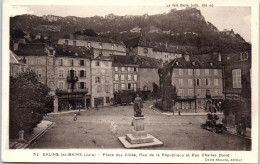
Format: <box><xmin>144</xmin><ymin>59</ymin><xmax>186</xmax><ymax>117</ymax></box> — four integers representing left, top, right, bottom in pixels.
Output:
<box><xmin>133</xmin><ymin>94</ymin><xmax>143</xmax><ymax>117</ymax></box>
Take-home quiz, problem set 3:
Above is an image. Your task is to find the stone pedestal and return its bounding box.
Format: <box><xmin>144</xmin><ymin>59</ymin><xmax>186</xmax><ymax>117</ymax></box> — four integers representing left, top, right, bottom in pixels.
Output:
<box><xmin>119</xmin><ymin>117</ymin><xmax>163</xmax><ymax>149</ymax></box>
<box><xmin>53</xmin><ymin>96</ymin><xmax>58</xmax><ymax>113</ymax></box>
<box><xmin>18</xmin><ymin>130</ymin><xmax>24</xmax><ymax>141</ymax></box>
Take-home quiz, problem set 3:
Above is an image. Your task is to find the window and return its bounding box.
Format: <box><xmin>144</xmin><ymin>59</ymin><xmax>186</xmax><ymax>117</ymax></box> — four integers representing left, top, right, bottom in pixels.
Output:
<box><xmin>25</xmin><ymin>58</ymin><xmax>30</xmax><ymax>65</ymax></box>
<box><xmin>196</xmin><ymin>79</ymin><xmax>200</xmax><ymax>86</ymax></box>
<box><xmin>65</xmin><ymin>40</ymin><xmax>68</xmax><ymax>45</ymax></box>
<box><xmin>232</xmin><ymin>69</ymin><xmax>242</xmax><ymax>88</ymax></box>
<box><xmin>133</xmin><ymin>84</ymin><xmax>137</xmax><ymax>91</ymax></box>
<box><xmin>58</xmin><ymin>59</ymin><xmax>63</xmax><ymax>66</ymax></box>
<box><xmin>128</xmin><ymin>67</ymin><xmax>131</xmax><ymax>72</ymax></box>
<box><xmin>188</xmin><ymin>79</ymin><xmax>192</xmax><ymax>86</ymax></box>
<box><xmin>106</xmin><ymin>97</ymin><xmax>110</xmax><ymax>103</ymax></box>
<box><xmin>196</xmin><ymin>69</ymin><xmax>200</xmax><ymax>75</ymax></box>
<box><xmin>87</xmin><ymin>42</ymin><xmax>91</xmax><ymax>47</ymax></box>
<box><xmin>80</xmin><ymin>70</ymin><xmax>85</xmax><ymax>77</ymax></box>
<box><xmin>80</xmin><ymin>82</ymin><xmax>86</xmax><ymax>89</ymax></box>
<box><xmin>105</xmin><ymin>85</ymin><xmax>109</xmax><ymax>93</ymax></box>
<box><xmin>121</xmin><ymin>67</ymin><xmax>125</xmax><ymax>72</ymax></box>
<box><xmin>179</xmin><ymin>69</ymin><xmax>183</xmax><ymax>75</ymax></box>
<box><xmin>143</xmin><ymin>48</ymin><xmax>148</xmax><ymax>54</ymax></box>
<box><xmin>179</xmin><ymin>79</ymin><xmax>183</xmax><ymax>86</ymax></box>
<box><xmin>58</xmin><ymin>70</ymin><xmax>64</xmax><ymax>78</ymax></box>
<box><xmin>99</xmin><ymin>42</ymin><xmax>102</xmax><ymax>49</ymax></box>
<box><xmin>134</xmin><ymin>67</ymin><xmax>138</xmax><ymax>72</ymax></box>
<box><xmin>115</xmin><ymin>67</ymin><xmax>118</xmax><ymax>72</ymax></box>
<box><xmin>128</xmin><ymin>84</ymin><xmax>132</xmax><ymax>90</ymax></box>
<box><xmin>133</xmin><ymin>75</ymin><xmax>137</xmax><ymax>81</ymax></box>
<box><xmin>96</xmin><ymin>61</ymin><xmax>100</xmax><ymax>66</ymax></box>
<box><xmin>178</xmin><ymin>89</ymin><xmax>184</xmax><ymax>97</ymax></box>
<box><xmin>114</xmin><ymin>74</ymin><xmax>119</xmax><ymax>81</ymax></box>
<box><xmin>188</xmin><ymin>89</ymin><xmax>193</xmax><ymax>97</ymax></box>
<box><xmin>121</xmin><ymin>84</ymin><xmax>126</xmax><ymax>90</ymax></box>
<box><xmin>80</xmin><ymin>60</ymin><xmax>85</xmax><ymax>66</ymax></box>
<box><xmin>58</xmin><ymin>82</ymin><xmax>64</xmax><ymax>89</ymax></box>
<box><xmin>205</xmin><ymin>69</ymin><xmax>209</xmax><ymax>75</ymax></box>
<box><xmin>36</xmin><ymin>69</ymin><xmax>42</xmax><ymax>78</ymax></box>
<box><xmin>36</xmin><ymin>58</ymin><xmax>41</xmax><ymax>65</ymax></box>
<box><xmin>95</xmin><ymin>77</ymin><xmax>101</xmax><ymax>83</ymax></box>
<box><xmin>114</xmin><ymin>84</ymin><xmax>119</xmax><ymax>92</ymax></box>
<box><xmin>73</xmin><ymin>41</ymin><xmax>76</xmax><ymax>46</ymax></box>
<box><xmin>215</xmin><ymin>89</ymin><xmax>219</xmax><ymax>95</ymax></box>
<box><xmin>70</xmin><ymin>59</ymin><xmax>74</xmax><ymax>66</ymax></box>
<box><xmin>214</xmin><ymin>69</ymin><xmax>218</xmax><ymax>75</ymax></box>
<box><xmin>97</xmin><ymin>85</ymin><xmax>102</xmax><ymax>93</ymax></box>
<box><xmin>205</xmin><ymin>78</ymin><xmax>210</xmax><ymax>86</ymax></box>
<box><xmin>188</xmin><ymin>69</ymin><xmax>193</xmax><ymax>76</ymax></box>
<box><xmin>214</xmin><ymin>79</ymin><xmax>219</xmax><ymax>86</ymax></box>
<box><xmin>68</xmin><ymin>70</ymin><xmax>76</xmax><ymax>77</ymax></box>
<box><xmin>240</xmin><ymin>52</ymin><xmax>248</xmax><ymax>61</ymax></box>
<box><xmin>128</xmin><ymin>75</ymin><xmax>131</xmax><ymax>81</ymax></box>
<box><xmin>121</xmin><ymin>74</ymin><xmax>125</xmax><ymax>81</ymax></box>
<box><xmin>197</xmin><ymin>89</ymin><xmax>201</xmax><ymax>95</ymax></box>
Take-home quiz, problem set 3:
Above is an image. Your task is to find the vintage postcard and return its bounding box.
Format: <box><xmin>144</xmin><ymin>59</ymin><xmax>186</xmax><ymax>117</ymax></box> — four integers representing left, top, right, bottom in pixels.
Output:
<box><xmin>2</xmin><ymin>0</ymin><xmax>259</xmax><ymax>163</ymax></box>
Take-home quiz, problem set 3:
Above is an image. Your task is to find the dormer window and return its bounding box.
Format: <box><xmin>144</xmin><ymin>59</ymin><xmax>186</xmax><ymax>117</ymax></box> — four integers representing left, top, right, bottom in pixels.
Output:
<box><xmin>49</xmin><ymin>50</ymin><xmax>55</xmax><ymax>56</ymax></box>
<box><xmin>192</xmin><ymin>61</ymin><xmax>197</xmax><ymax>66</ymax></box>
<box><xmin>65</xmin><ymin>40</ymin><xmax>68</xmax><ymax>45</ymax></box>
<box><xmin>99</xmin><ymin>43</ymin><xmax>103</xmax><ymax>49</ymax></box>
<box><xmin>176</xmin><ymin>61</ymin><xmax>180</xmax><ymax>65</ymax></box>
<box><xmin>240</xmin><ymin>52</ymin><xmax>249</xmax><ymax>61</ymax></box>
<box><xmin>209</xmin><ymin>62</ymin><xmax>214</xmax><ymax>66</ymax></box>
<box><xmin>143</xmin><ymin>48</ymin><xmax>148</xmax><ymax>54</ymax></box>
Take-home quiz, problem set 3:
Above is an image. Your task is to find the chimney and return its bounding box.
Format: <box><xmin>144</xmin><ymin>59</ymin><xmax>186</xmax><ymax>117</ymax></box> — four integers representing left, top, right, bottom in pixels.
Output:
<box><xmin>63</xmin><ymin>43</ymin><xmax>66</xmax><ymax>52</ymax></box>
<box><xmin>184</xmin><ymin>54</ymin><xmax>190</xmax><ymax>61</ymax></box>
<box><xmin>166</xmin><ymin>42</ymin><xmax>168</xmax><ymax>49</ymax></box>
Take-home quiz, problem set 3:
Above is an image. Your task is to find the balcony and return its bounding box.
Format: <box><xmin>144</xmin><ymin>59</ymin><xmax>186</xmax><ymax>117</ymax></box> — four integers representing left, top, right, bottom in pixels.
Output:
<box><xmin>56</xmin><ymin>88</ymin><xmax>89</xmax><ymax>95</ymax></box>
<box><xmin>177</xmin><ymin>96</ymin><xmax>196</xmax><ymax>101</ymax></box>
<box><xmin>67</xmin><ymin>76</ymin><xmax>78</xmax><ymax>83</ymax></box>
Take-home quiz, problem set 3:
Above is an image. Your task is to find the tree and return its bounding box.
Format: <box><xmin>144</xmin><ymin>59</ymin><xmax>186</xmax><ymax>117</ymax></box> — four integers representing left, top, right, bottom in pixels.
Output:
<box><xmin>9</xmin><ymin>71</ymin><xmax>53</xmax><ymax>139</ymax></box>
<box><xmin>74</xmin><ymin>29</ymin><xmax>98</xmax><ymax>37</ymax></box>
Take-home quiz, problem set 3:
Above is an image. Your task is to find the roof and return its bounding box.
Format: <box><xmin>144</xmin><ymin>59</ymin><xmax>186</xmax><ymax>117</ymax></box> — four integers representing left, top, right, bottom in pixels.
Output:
<box><xmin>112</xmin><ymin>55</ymin><xmax>162</xmax><ymax>68</ymax></box>
<box><xmin>54</xmin><ymin>44</ymin><xmax>92</xmax><ymax>58</ymax></box>
<box><xmin>14</xmin><ymin>43</ymin><xmax>47</xmax><ymax>56</ymax></box>
<box><xmin>112</xmin><ymin>55</ymin><xmax>138</xmax><ymax>66</ymax></box>
<box><xmin>10</xmin><ymin>50</ymin><xmax>26</xmax><ymax>65</ymax></box>
<box><xmin>93</xmin><ymin>55</ymin><xmax>112</xmax><ymax>61</ymax></box>
<box><xmin>124</xmin><ymin>36</ymin><xmax>153</xmax><ymax>48</ymax></box>
<box><xmin>135</xmin><ymin>55</ymin><xmax>162</xmax><ymax>68</ymax></box>
<box><xmin>171</xmin><ymin>57</ymin><xmax>222</xmax><ymax>69</ymax></box>
<box><xmin>68</xmin><ymin>34</ymin><xmax>125</xmax><ymax>46</ymax></box>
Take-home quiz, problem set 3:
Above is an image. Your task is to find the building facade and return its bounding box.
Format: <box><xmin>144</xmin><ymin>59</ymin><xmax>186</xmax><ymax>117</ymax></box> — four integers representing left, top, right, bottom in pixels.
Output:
<box><xmin>112</xmin><ymin>55</ymin><xmax>139</xmax><ymax>92</ymax></box>
<box><xmin>91</xmin><ymin>56</ymin><xmax>113</xmax><ymax>108</ymax></box>
<box><xmin>14</xmin><ymin>43</ymin><xmax>93</xmax><ymax>112</ymax></box>
<box><xmin>222</xmin><ymin>50</ymin><xmax>251</xmax><ymax>128</ymax></box>
<box><xmin>58</xmin><ymin>34</ymin><xmax>126</xmax><ymax>58</ymax></box>
<box><xmin>171</xmin><ymin>57</ymin><xmax>224</xmax><ymax>112</ymax></box>
<box><xmin>10</xmin><ymin>50</ymin><xmax>30</xmax><ymax>77</ymax></box>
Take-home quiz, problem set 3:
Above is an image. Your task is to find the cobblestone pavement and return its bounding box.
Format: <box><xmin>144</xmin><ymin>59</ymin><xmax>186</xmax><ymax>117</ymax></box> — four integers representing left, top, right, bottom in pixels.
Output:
<box><xmin>29</xmin><ymin>102</ymin><xmax>251</xmax><ymax>150</ymax></box>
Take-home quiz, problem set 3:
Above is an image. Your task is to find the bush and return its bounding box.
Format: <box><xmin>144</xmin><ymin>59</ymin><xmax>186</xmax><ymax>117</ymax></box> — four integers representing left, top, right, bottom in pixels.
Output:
<box><xmin>154</xmin><ymin>101</ymin><xmax>163</xmax><ymax>110</ymax></box>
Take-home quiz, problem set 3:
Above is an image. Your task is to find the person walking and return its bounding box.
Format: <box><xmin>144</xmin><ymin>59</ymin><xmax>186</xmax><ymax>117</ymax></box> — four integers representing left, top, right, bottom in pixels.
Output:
<box><xmin>74</xmin><ymin>113</ymin><xmax>77</xmax><ymax>121</ymax></box>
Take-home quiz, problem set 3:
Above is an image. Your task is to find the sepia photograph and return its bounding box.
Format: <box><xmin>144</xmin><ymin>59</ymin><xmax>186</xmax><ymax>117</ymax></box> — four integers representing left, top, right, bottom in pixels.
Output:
<box><xmin>2</xmin><ymin>0</ymin><xmax>259</xmax><ymax>163</ymax></box>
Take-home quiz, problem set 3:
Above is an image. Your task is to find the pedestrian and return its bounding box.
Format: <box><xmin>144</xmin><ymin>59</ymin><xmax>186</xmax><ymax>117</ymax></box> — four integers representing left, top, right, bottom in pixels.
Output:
<box><xmin>74</xmin><ymin>113</ymin><xmax>77</xmax><ymax>121</ymax></box>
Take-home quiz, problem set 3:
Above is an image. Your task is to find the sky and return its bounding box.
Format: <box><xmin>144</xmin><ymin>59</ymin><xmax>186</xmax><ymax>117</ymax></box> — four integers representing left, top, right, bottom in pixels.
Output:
<box><xmin>9</xmin><ymin>5</ymin><xmax>251</xmax><ymax>42</ymax></box>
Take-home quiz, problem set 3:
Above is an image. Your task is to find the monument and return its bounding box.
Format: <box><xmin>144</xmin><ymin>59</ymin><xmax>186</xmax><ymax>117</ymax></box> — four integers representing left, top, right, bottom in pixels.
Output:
<box><xmin>118</xmin><ymin>95</ymin><xmax>163</xmax><ymax>148</ymax></box>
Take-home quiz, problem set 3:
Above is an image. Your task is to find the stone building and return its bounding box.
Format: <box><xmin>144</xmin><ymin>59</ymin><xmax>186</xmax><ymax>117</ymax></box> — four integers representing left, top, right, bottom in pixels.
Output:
<box><xmin>222</xmin><ymin>50</ymin><xmax>251</xmax><ymax>128</ymax></box>
<box><xmin>53</xmin><ymin>44</ymin><xmax>92</xmax><ymax>111</ymax></box>
<box><xmin>171</xmin><ymin>56</ymin><xmax>224</xmax><ymax>112</ymax></box>
<box><xmin>58</xmin><ymin>34</ymin><xmax>126</xmax><ymax>58</ymax></box>
<box><xmin>10</xmin><ymin>50</ymin><xmax>30</xmax><ymax>77</ymax></box>
<box><xmin>125</xmin><ymin>36</ymin><xmax>183</xmax><ymax>63</ymax></box>
<box><xmin>112</xmin><ymin>55</ymin><xmax>139</xmax><ymax>92</ymax></box>
<box><xmin>91</xmin><ymin>55</ymin><xmax>113</xmax><ymax>108</ymax></box>
<box><xmin>14</xmin><ymin>43</ymin><xmax>93</xmax><ymax>112</ymax></box>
